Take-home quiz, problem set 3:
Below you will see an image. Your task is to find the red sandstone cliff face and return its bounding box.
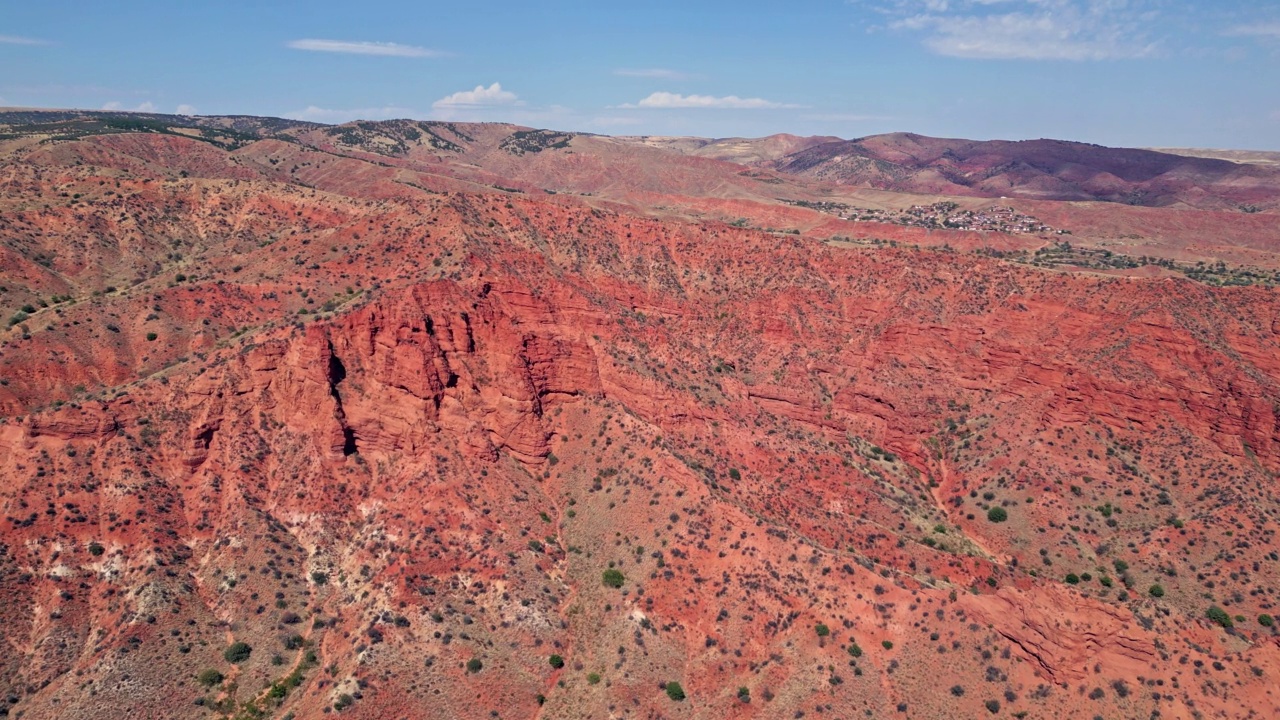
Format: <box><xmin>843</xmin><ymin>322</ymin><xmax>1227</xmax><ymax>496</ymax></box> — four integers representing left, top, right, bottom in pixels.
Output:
<box><xmin>0</xmin><ymin>123</ymin><xmax>1279</xmax><ymax>720</ymax></box>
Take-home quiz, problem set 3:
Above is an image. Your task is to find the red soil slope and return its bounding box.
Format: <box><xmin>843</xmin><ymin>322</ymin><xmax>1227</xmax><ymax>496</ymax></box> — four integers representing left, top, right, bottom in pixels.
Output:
<box><xmin>0</xmin><ymin>114</ymin><xmax>1279</xmax><ymax>720</ymax></box>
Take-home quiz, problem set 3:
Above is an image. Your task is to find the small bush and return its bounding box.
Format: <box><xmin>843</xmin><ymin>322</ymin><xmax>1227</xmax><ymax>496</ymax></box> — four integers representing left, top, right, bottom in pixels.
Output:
<box><xmin>145</xmin><ymin>332</ymin><xmax>158</xmax><ymax>341</ymax></box>
<box><xmin>223</xmin><ymin>641</ymin><xmax>252</xmax><ymax>663</ymax></box>
<box><xmin>1206</xmin><ymin>606</ymin><xmax>1233</xmax><ymax>628</ymax></box>
<box><xmin>586</xmin><ymin>672</ymin><xmax>601</xmax><ymax>685</ymax></box>
<box><xmin>664</xmin><ymin>681</ymin><xmax>686</xmax><ymax>701</ymax></box>
<box><xmin>847</xmin><ymin>642</ymin><xmax>862</xmax><ymax>658</ymax></box>
<box><xmin>1259</xmin><ymin>614</ymin><xmax>1274</xmax><ymax>628</ymax></box>
<box><xmin>88</xmin><ymin>542</ymin><xmax>105</xmax><ymax>557</ymax></box>
<box><xmin>1149</xmin><ymin>584</ymin><xmax>1165</xmax><ymax>598</ymax></box>
<box><xmin>197</xmin><ymin>668</ymin><xmax>224</xmax><ymax>687</ymax></box>
<box><xmin>1064</xmin><ymin>573</ymin><xmax>1080</xmax><ymax>584</ymax></box>
<box><xmin>549</xmin><ymin>654</ymin><xmax>564</xmax><ymax>668</ymax></box>
<box><xmin>311</xmin><ymin>571</ymin><xmax>328</xmax><ymax>585</ymax></box>
<box><xmin>466</xmin><ymin>657</ymin><xmax>483</xmax><ymax>673</ymax></box>
<box><xmin>602</xmin><ymin>568</ymin><xmax>625</xmax><ymax>588</ymax></box>
<box><xmin>881</xmin><ymin>640</ymin><xmax>894</xmax><ymax>650</ymax></box>
<box><xmin>987</xmin><ymin>507</ymin><xmax>1008</xmax><ymax>523</ymax></box>
<box><xmin>815</xmin><ymin>623</ymin><xmax>830</xmax><ymax>637</ymax></box>
<box><xmin>985</xmin><ymin>699</ymin><xmax>1001</xmax><ymax>713</ymax></box>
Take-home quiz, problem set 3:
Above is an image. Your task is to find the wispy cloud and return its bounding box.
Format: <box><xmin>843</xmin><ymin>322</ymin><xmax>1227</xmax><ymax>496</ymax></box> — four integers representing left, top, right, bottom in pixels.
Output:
<box><xmin>285</xmin><ymin>105</ymin><xmax>417</xmax><ymax>123</ymax></box>
<box><xmin>614</xmin><ymin>68</ymin><xmax>697</xmax><ymax>80</ymax></box>
<box><xmin>1223</xmin><ymin>23</ymin><xmax>1280</xmax><ymax>38</ymax></box>
<box><xmin>864</xmin><ymin>0</ymin><xmax>1158</xmax><ymax>60</ymax></box>
<box><xmin>286</xmin><ymin>39</ymin><xmax>445</xmax><ymax>58</ymax></box>
<box><xmin>432</xmin><ymin>83</ymin><xmax>521</xmax><ymax>109</ymax></box>
<box><xmin>0</xmin><ymin>35</ymin><xmax>50</xmax><ymax>46</ymax></box>
<box><xmin>620</xmin><ymin>92</ymin><xmax>802</xmax><ymax>109</ymax></box>
<box><xmin>102</xmin><ymin>101</ymin><xmax>157</xmax><ymax>113</ymax></box>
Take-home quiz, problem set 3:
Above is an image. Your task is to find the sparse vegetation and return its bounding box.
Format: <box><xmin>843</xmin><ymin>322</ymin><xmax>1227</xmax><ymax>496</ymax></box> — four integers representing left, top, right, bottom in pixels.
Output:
<box><xmin>223</xmin><ymin>642</ymin><xmax>252</xmax><ymax>663</ymax></box>
<box><xmin>1206</xmin><ymin>606</ymin><xmax>1233</xmax><ymax>628</ymax></box>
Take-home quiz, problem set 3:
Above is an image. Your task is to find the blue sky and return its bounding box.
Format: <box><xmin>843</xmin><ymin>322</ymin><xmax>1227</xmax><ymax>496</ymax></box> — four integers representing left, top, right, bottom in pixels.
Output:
<box><xmin>3</xmin><ymin>0</ymin><xmax>1279</xmax><ymax>149</ymax></box>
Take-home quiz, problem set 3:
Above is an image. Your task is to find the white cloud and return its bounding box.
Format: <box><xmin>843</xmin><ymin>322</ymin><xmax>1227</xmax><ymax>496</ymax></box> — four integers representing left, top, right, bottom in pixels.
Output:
<box><xmin>614</xmin><ymin>68</ymin><xmax>697</xmax><ymax>80</ymax></box>
<box><xmin>866</xmin><ymin>0</ymin><xmax>1157</xmax><ymax>60</ymax></box>
<box><xmin>432</xmin><ymin>83</ymin><xmax>521</xmax><ymax>109</ymax></box>
<box><xmin>176</xmin><ymin>104</ymin><xmax>197</xmax><ymax>115</ymax></box>
<box><xmin>102</xmin><ymin>101</ymin><xmax>157</xmax><ymax>112</ymax></box>
<box><xmin>1223</xmin><ymin>23</ymin><xmax>1280</xmax><ymax>38</ymax></box>
<box><xmin>620</xmin><ymin>92</ymin><xmax>801</xmax><ymax>109</ymax></box>
<box><xmin>285</xmin><ymin>105</ymin><xmax>417</xmax><ymax>123</ymax></box>
<box><xmin>286</xmin><ymin>39</ymin><xmax>445</xmax><ymax>58</ymax></box>
<box><xmin>0</xmin><ymin>35</ymin><xmax>50</xmax><ymax>46</ymax></box>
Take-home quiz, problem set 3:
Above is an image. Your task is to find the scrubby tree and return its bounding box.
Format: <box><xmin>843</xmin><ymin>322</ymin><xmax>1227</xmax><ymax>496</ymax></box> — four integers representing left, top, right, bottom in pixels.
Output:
<box><xmin>223</xmin><ymin>642</ymin><xmax>252</xmax><ymax>663</ymax></box>
<box><xmin>1206</xmin><ymin>606</ymin><xmax>1233</xmax><ymax>628</ymax></box>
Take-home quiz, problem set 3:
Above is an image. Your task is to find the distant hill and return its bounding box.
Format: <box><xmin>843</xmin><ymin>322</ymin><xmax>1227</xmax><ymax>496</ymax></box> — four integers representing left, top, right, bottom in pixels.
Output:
<box><xmin>765</xmin><ymin>132</ymin><xmax>1280</xmax><ymax>210</ymax></box>
<box><xmin>614</xmin><ymin>132</ymin><xmax>841</xmax><ymax>164</ymax></box>
<box><xmin>1147</xmin><ymin>147</ymin><xmax>1280</xmax><ymax>166</ymax></box>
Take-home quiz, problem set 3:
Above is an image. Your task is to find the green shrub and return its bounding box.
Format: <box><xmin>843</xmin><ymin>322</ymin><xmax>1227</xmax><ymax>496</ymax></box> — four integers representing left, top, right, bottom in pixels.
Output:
<box><xmin>987</xmin><ymin>507</ymin><xmax>1008</xmax><ymax>523</ymax></box>
<box><xmin>602</xmin><ymin>568</ymin><xmax>625</xmax><ymax>588</ymax></box>
<box><xmin>466</xmin><ymin>657</ymin><xmax>483</xmax><ymax>673</ymax></box>
<box><xmin>881</xmin><ymin>640</ymin><xmax>894</xmax><ymax>650</ymax></box>
<box><xmin>1064</xmin><ymin>573</ymin><xmax>1080</xmax><ymax>584</ymax></box>
<box><xmin>1149</xmin><ymin>584</ymin><xmax>1165</xmax><ymax>598</ymax></box>
<box><xmin>145</xmin><ymin>332</ymin><xmax>158</xmax><ymax>341</ymax></box>
<box><xmin>737</xmin><ymin>686</ymin><xmax>750</xmax><ymax>701</ymax></box>
<box><xmin>223</xmin><ymin>642</ymin><xmax>252</xmax><ymax>663</ymax></box>
<box><xmin>88</xmin><ymin>542</ymin><xmax>105</xmax><ymax>557</ymax></box>
<box><xmin>311</xmin><ymin>571</ymin><xmax>328</xmax><ymax>585</ymax></box>
<box><xmin>586</xmin><ymin>672</ymin><xmax>601</xmax><ymax>685</ymax></box>
<box><xmin>1206</xmin><ymin>606</ymin><xmax>1233</xmax><ymax>628</ymax></box>
<box><xmin>985</xmin><ymin>699</ymin><xmax>1001</xmax><ymax>713</ymax></box>
<box><xmin>334</xmin><ymin>693</ymin><xmax>354</xmax><ymax>711</ymax></box>
<box><xmin>1259</xmin><ymin>614</ymin><xmax>1274</xmax><ymax>628</ymax></box>
<box><xmin>847</xmin><ymin>642</ymin><xmax>862</xmax><ymax>658</ymax></box>
<box><xmin>197</xmin><ymin>668</ymin><xmax>224</xmax><ymax>687</ymax></box>
<box><xmin>549</xmin><ymin>654</ymin><xmax>564</xmax><ymax>668</ymax></box>
<box><xmin>815</xmin><ymin>623</ymin><xmax>830</xmax><ymax>637</ymax></box>
<box><xmin>664</xmin><ymin>681</ymin><xmax>686</xmax><ymax>701</ymax></box>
